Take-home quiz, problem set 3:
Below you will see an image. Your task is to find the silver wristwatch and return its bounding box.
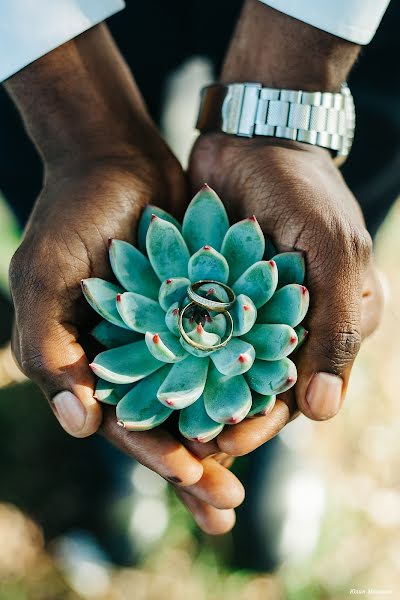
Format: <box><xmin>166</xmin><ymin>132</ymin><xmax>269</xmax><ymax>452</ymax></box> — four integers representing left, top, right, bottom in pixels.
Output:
<box><xmin>196</xmin><ymin>82</ymin><xmax>355</xmax><ymax>159</ymax></box>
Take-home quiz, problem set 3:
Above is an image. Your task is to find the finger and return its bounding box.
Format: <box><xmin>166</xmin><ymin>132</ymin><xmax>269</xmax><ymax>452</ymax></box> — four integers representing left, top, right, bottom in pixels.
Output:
<box><xmin>13</xmin><ymin>316</ymin><xmax>102</xmax><ymax>438</ymax></box>
<box><xmin>217</xmin><ymin>396</ymin><xmax>296</xmax><ymax>456</ymax></box>
<box><xmin>175</xmin><ymin>488</ymin><xmax>236</xmax><ymax>535</ymax></box>
<box><xmin>295</xmin><ymin>231</ymin><xmax>373</xmax><ymax>422</ymax></box>
<box><xmin>182</xmin><ymin>438</ymin><xmax>220</xmax><ymax>459</ymax></box>
<box><xmin>183</xmin><ymin>457</ymin><xmax>245</xmax><ymax>509</ymax></box>
<box><xmin>100</xmin><ymin>406</ymin><xmax>203</xmax><ymax>486</ymax></box>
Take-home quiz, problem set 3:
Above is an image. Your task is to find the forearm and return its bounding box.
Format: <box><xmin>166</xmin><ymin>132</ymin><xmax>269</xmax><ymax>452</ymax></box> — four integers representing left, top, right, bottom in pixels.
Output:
<box><xmin>221</xmin><ymin>0</ymin><xmax>360</xmax><ymax>91</ymax></box>
<box><xmin>5</xmin><ymin>24</ymin><xmax>153</xmax><ymax>166</ymax></box>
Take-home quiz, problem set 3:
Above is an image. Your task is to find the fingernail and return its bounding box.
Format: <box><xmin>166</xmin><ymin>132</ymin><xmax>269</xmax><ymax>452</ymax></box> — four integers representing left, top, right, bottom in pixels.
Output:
<box><xmin>305</xmin><ymin>372</ymin><xmax>343</xmax><ymax>419</ymax></box>
<box><xmin>52</xmin><ymin>391</ymin><xmax>87</xmax><ymax>434</ymax></box>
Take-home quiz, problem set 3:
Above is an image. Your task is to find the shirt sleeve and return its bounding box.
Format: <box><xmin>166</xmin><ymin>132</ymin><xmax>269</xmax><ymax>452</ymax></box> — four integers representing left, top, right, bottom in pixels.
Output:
<box><xmin>0</xmin><ymin>0</ymin><xmax>125</xmax><ymax>82</ymax></box>
<box><xmin>258</xmin><ymin>0</ymin><xmax>390</xmax><ymax>44</ymax></box>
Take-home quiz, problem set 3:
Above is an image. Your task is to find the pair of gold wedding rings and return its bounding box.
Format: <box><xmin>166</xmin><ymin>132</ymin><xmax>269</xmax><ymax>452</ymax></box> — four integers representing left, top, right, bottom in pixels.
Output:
<box><xmin>178</xmin><ymin>280</ymin><xmax>236</xmax><ymax>352</ymax></box>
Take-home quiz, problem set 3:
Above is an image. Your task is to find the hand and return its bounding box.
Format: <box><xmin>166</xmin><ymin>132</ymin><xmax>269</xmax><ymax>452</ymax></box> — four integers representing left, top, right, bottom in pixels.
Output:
<box><xmin>189</xmin><ymin>133</ymin><xmax>384</xmax><ymax>455</ymax></box>
<box><xmin>6</xmin><ymin>24</ymin><xmax>244</xmax><ymax>534</ymax></box>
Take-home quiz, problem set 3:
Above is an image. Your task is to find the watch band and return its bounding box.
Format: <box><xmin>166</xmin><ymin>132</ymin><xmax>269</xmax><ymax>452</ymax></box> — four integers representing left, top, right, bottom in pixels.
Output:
<box><xmin>196</xmin><ymin>82</ymin><xmax>355</xmax><ymax>158</ymax></box>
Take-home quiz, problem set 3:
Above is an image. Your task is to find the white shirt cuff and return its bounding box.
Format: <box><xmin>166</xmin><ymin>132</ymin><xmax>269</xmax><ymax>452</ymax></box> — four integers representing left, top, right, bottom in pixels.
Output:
<box><xmin>0</xmin><ymin>0</ymin><xmax>125</xmax><ymax>82</ymax></box>
<box><xmin>259</xmin><ymin>0</ymin><xmax>390</xmax><ymax>45</ymax></box>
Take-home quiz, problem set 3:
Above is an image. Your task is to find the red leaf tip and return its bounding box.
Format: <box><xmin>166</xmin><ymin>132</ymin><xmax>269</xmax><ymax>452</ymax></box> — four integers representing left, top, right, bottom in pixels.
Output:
<box><xmin>150</xmin><ymin>213</ymin><xmax>158</xmax><ymax>222</ymax></box>
<box><xmin>269</xmin><ymin>260</ymin><xmax>276</xmax><ymax>268</ymax></box>
<box><xmin>286</xmin><ymin>376</ymin><xmax>296</xmax><ymax>384</ymax></box>
<box><xmin>301</xmin><ymin>285</ymin><xmax>308</xmax><ymax>295</ymax></box>
<box><xmin>249</xmin><ymin>215</ymin><xmax>257</xmax><ymax>222</ymax></box>
<box><xmin>243</xmin><ymin>304</ymin><xmax>250</xmax><ymax>311</ymax></box>
<box><xmin>202</xmin><ymin>183</ymin><xmax>210</xmax><ymax>190</ymax></box>
<box><xmin>228</xmin><ymin>416</ymin><xmax>238</xmax><ymax>424</ymax></box>
<box><xmin>153</xmin><ymin>334</ymin><xmax>160</xmax><ymax>344</ymax></box>
<box><xmin>205</xmin><ymin>314</ymin><xmax>212</xmax><ymax>323</ymax></box>
<box><xmin>172</xmin><ymin>308</ymin><xmax>179</xmax><ymax>316</ymax></box>
<box><xmin>290</xmin><ymin>335</ymin><xmax>297</xmax><ymax>344</ymax></box>
<box><xmin>165</xmin><ymin>399</ymin><xmax>174</xmax><ymax>407</ymax></box>
<box><xmin>203</xmin><ymin>245</ymin><xmax>211</xmax><ymax>250</ymax></box>
<box><xmin>108</xmin><ymin>237</ymin><xmax>113</xmax><ymax>248</ymax></box>
<box><xmin>238</xmin><ymin>354</ymin><xmax>247</xmax><ymax>363</ymax></box>
<box><xmin>206</xmin><ymin>287</ymin><xmax>215</xmax><ymax>296</ymax></box>
<box><xmin>166</xmin><ymin>278</ymin><xmax>172</xmax><ymax>284</ymax></box>
<box><xmin>116</xmin><ymin>294</ymin><xmax>122</xmax><ymax>302</ymax></box>
<box><xmin>196</xmin><ymin>323</ymin><xmax>204</xmax><ymax>334</ymax></box>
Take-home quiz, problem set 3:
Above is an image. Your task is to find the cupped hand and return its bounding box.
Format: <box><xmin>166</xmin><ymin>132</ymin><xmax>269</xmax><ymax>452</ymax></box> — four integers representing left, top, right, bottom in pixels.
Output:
<box><xmin>189</xmin><ymin>133</ymin><xmax>384</xmax><ymax>455</ymax></box>
<box><xmin>9</xmin><ymin>140</ymin><xmax>243</xmax><ymax>534</ymax></box>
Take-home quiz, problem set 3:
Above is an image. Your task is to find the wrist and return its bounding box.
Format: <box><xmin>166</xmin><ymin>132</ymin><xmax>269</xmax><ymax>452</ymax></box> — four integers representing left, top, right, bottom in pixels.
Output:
<box><xmin>5</xmin><ymin>24</ymin><xmax>155</xmax><ymax>168</ymax></box>
<box><xmin>220</xmin><ymin>0</ymin><xmax>360</xmax><ymax>92</ymax></box>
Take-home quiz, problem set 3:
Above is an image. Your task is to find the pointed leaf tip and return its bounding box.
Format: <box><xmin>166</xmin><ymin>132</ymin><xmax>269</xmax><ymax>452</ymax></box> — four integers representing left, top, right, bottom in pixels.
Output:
<box><xmin>222</xmin><ymin>217</ymin><xmax>265</xmax><ymax>284</ymax></box>
<box><xmin>182</xmin><ymin>186</ymin><xmax>229</xmax><ymax>253</ymax></box>
<box><xmin>146</xmin><ymin>217</ymin><xmax>190</xmax><ymax>281</ymax></box>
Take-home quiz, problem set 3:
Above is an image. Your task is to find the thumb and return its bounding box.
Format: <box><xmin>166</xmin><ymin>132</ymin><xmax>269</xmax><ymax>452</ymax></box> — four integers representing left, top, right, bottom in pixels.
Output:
<box><xmin>295</xmin><ymin>250</ymin><xmax>369</xmax><ymax>421</ymax></box>
<box><xmin>13</xmin><ymin>318</ymin><xmax>102</xmax><ymax>437</ymax></box>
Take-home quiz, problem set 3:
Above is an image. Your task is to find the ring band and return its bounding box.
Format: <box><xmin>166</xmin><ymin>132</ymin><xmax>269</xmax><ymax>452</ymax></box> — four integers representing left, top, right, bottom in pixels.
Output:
<box><xmin>179</xmin><ymin>301</ymin><xmax>234</xmax><ymax>352</ymax></box>
<box><xmin>187</xmin><ymin>280</ymin><xmax>236</xmax><ymax>313</ymax></box>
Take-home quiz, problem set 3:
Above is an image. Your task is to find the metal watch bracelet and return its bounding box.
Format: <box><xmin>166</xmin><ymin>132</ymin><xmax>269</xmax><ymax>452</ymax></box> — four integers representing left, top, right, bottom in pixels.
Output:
<box><xmin>196</xmin><ymin>82</ymin><xmax>355</xmax><ymax>158</ymax></box>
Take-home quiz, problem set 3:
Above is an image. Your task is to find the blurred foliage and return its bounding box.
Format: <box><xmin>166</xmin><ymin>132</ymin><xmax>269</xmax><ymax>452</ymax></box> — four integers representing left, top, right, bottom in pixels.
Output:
<box><xmin>0</xmin><ymin>194</ymin><xmax>20</xmax><ymax>294</ymax></box>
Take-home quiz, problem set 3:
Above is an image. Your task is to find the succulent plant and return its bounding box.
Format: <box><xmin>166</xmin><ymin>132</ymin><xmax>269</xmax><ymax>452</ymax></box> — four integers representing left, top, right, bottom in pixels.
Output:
<box><xmin>82</xmin><ymin>185</ymin><xmax>309</xmax><ymax>443</ymax></box>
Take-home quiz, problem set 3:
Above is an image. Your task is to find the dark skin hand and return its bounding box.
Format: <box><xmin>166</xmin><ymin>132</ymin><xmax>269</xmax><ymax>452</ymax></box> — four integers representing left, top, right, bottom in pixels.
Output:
<box><xmin>6</xmin><ymin>24</ymin><xmax>243</xmax><ymax>535</ymax></box>
<box><xmin>189</xmin><ymin>0</ymin><xmax>384</xmax><ymax>457</ymax></box>
<box><xmin>5</xmin><ymin>1</ymin><xmax>384</xmax><ymax>535</ymax></box>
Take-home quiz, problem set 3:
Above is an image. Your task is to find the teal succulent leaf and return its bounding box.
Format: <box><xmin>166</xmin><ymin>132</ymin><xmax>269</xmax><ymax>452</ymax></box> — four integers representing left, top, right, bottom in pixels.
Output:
<box><xmin>245</xmin><ymin>358</ymin><xmax>297</xmax><ymax>395</ymax></box>
<box><xmin>264</xmin><ymin>238</ymin><xmax>278</xmax><ymax>259</ymax></box>
<box><xmin>196</xmin><ymin>282</ymin><xmax>229</xmax><ymax>303</ymax></box>
<box><xmin>157</xmin><ymin>355</ymin><xmax>209</xmax><ymax>409</ymax></box>
<box><xmin>94</xmin><ymin>379</ymin><xmax>135</xmax><ymax>405</ymax></box>
<box><xmin>138</xmin><ymin>204</ymin><xmax>181</xmax><ymax>254</ymax></box>
<box><xmin>272</xmin><ymin>251</ymin><xmax>306</xmax><ymax>289</ymax></box>
<box><xmin>182</xmin><ymin>184</ymin><xmax>229</xmax><ymax>253</ymax></box>
<box><xmin>242</xmin><ymin>323</ymin><xmax>298</xmax><ymax>360</ymax></box>
<box><xmin>203</xmin><ymin>312</ymin><xmax>227</xmax><ymax>337</ymax></box>
<box><xmin>179</xmin><ymin>324</ymin><xmax>220</xmax><ymax>358</ymax></box>
<box><xmin>294</xmin><ymin>324</ymin><xmax>309</xmax><ymax>350</ymax></box>
<box><xmin>232</xmin><ymin>260</ymin><xmax>278</xmax><ymax>308</ymax></box>
<box><xmin>186</xmin><ymin>323</ymin><xmax>220</xmax><ymax>347</ymax></box>
<box><xmin>231</xmin><ymin>294</ymin><xmax>257</xmax><ymax>336</ymax></box>
<box><xmin>158</xmin><ymin>277</ymin><xmax>190</xmax><ymax>311</ymax></box>
<box><xmin>84</xmin><ymin>185</ymin><xmax>309</xmax><ymax>436</ymax></box>
<box><xmin>188</xmin><ymin>245</ymin><xmax>229</xmax><ymax>284</ymax></box>
<box><xmin>116</xmin><ymin>291</ymin><xmax>166</xmax><ymax>333</ymax></box>
<box><xmin>165</xmin><ymin>302</ymin><xmax>181</xmax><ymax>336</ymax></box>
<box><xmin>90</xmin><ymin>340</ymin><xmax>162</xmax><ymax>384</ymax></box>
<box><xmin>221</xmin><ymin>216</ymin><xmax>265</xmax><ymax>284</ymax></box>
<box><xmin>179</xmin><ymin>395</ymin><xmax>224</xmax><ymax>443</ymax></box>
<box><xmin>257</xmin><ymin>284</ymin><xmax>309</xmax><ymax>328</ymax></box>
<box><xmin>116</xmin><ymin>366</ymin><xmax>173</xmax><ymax>430</ymax></box>
<box><xmin>91</xmin><ymin>320</ymin><xmax>142</xmax><ymax>349</ymax></box>
<box><xmin>204</xmin><ymin>365</ymin><xmax>252</xmax><ymax>424</ymax></box>
<box><xmin>109</xmin><ymin>239</ymin><xmax>160</xmax><ymax>299</ymax></box>
<box><xmin>81</xmin><ymin>278</ymin><xmax>129</xmax><ymax>329</ymax></box>
<box><xmin>247</xmin><ymin>392</ymin><xmax>276</xmax><ymax>417</ymax></box>
<box><xmin>210</xmin><ymin>338</ymin><xmax>255</xmax><ymax>377</ymax></box>
<box><xmin>145</xmin><ymin>331</ymin><xmax>188</xmax><ymax>363</ymax></box>
<box><xmin>146</xmin><ymin>215</ymin><xmax>190</xmax><ymax>281</ymax></box>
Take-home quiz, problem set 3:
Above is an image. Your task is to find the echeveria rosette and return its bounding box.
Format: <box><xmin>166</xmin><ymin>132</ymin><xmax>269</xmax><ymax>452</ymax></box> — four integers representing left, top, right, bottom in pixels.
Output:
<box><xmin>82</xmin><ymin>185</ymin><xmax>309</xmax><ymax>443</ymax></box>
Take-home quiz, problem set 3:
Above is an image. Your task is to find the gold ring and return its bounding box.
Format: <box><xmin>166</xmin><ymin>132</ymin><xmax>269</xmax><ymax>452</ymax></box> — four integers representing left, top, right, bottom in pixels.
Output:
<box><xmin>187</xmin><ymin>280</ymin><xmax>236</xmax><ymax>313</ymax></box>
<box><xmin>179</xmin><ymin>301</ymin><xmax>234</xmax><ymax>352</ymax></box>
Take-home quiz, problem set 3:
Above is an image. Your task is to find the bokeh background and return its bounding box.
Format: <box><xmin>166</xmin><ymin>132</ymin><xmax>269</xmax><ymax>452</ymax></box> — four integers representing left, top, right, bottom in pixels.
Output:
<box><xmin>0</xmin><ymin>58</ymin><xmax>399</xmax><ymax>600</ymax></box>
